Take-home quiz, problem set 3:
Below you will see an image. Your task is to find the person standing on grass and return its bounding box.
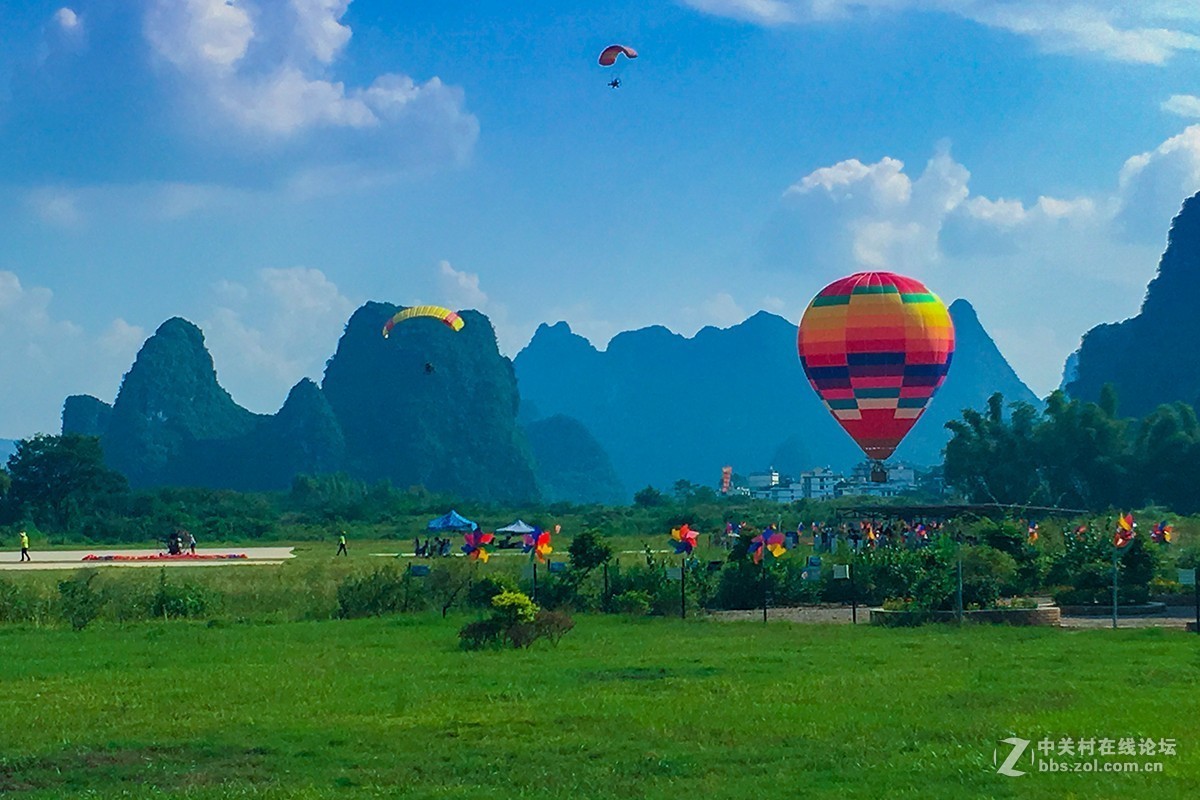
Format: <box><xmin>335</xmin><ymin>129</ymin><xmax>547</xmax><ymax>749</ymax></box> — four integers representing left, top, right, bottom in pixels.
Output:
<box><xmin>185</xmin><ymin>530</ymin><xmax>197</xmax><ymax>555</ymax></box>
<box><xmin>337</xmin><ymin>531</ymin><xmax>348</xmax><ymax>556</ymax></box>
<box><xmin>19</xmin><ymin>529</ymin><xmax>30</xmax><ymax>562</ymax></box>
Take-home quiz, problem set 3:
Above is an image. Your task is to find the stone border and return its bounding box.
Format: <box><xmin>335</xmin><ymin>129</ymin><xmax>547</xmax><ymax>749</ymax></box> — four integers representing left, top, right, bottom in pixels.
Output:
<box><xmin>869</xmin><ymin>606</ymin><xmax>1061</xmax><ymax>627</ymax></box>
<box><xmin>1057</xmin><ymin>602</ymin><xmax>1167</xmax><ymax>616</ymax></box>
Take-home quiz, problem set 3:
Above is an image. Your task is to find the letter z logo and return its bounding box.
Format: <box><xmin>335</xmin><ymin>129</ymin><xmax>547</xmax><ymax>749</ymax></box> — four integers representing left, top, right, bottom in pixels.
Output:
<box><xmin>995</xmin><ymin>737</ymin><xmax>1031</xmax><ymax>777</ymax></box>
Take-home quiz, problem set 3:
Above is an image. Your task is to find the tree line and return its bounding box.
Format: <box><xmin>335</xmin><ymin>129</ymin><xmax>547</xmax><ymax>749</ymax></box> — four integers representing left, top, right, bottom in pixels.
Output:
<box><xmin>944</xmin><ymin>386</ymin><xmax>1200</xmax><ymax>512</ymax></box>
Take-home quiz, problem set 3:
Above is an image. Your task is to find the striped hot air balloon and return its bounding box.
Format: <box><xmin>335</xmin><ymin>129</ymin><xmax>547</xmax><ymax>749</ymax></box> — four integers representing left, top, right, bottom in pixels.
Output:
<box><xmin>797</xmin><ymin>272</ymin><xmax>955</xmax><ymax>462</ymax></box>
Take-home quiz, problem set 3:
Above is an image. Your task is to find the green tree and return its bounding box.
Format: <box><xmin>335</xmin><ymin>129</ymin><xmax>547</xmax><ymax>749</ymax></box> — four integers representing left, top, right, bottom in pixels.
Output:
<box><xmin>633</xmin><ymin>486</ymin><xmax>666</xmax><ymax>508</ymax></box>
<box><xmin>2</xmin><ymin>434</ymin><xmax>129</xmax><ymax>531</ymax></box>
<box><xmin>568</xmin><ymin>529</ymin><xmax>612</xmax><ymax>573</ymax></box>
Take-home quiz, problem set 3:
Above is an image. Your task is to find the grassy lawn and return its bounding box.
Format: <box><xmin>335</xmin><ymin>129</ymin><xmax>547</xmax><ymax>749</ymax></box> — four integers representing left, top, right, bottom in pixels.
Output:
<box><xmin>0</xmin><ymin>615</ymin><xmax>1197</xmax><ymax>798</ymax></box>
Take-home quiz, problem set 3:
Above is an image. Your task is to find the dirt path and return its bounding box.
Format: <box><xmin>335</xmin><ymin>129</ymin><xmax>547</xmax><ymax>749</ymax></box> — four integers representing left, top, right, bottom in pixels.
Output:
<box><xmin>0</xmin><ymin>547</ymin><xmax>295</xmax><ymax>571</ymax></box>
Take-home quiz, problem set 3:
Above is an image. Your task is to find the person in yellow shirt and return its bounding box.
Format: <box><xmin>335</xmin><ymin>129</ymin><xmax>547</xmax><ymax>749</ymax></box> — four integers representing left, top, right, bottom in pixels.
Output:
<box><xmin>19</xmin><ymin>529</ymin><xmax>30</xmax><ymax>562</ymax></box>
<box><xmin>336</xmin><ymin>531</ymin><xmax>348</xmax><ymax>557</ymax></box>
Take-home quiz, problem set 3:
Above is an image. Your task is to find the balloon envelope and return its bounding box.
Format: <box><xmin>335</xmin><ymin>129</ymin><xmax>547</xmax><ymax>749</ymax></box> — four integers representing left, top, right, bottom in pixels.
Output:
<box><xmin>797</xmin><ymin>271</ymin><xmax>954</xmax><ymax>460</ymax></box>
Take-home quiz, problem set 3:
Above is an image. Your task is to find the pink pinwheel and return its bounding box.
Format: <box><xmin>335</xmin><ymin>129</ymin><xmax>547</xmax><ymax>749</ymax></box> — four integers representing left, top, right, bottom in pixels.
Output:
<box><xmin>670</xmin><ymin>524</ymin><xmax>699</xmax><ymax>555</ymax></box>
<box><xmin>522</xmin><ymin>529</ymin><xmax>553</xmax><ymax>563</ymax></box>
<box><xmin>462</xmin><ymin>530</ymin><xmax>495</xmax><ymax>562</ymax></box>
<box><xmin>749</xmin><ymin>528</ymin><xmax>787</xmax><ymax>565</ymax></box>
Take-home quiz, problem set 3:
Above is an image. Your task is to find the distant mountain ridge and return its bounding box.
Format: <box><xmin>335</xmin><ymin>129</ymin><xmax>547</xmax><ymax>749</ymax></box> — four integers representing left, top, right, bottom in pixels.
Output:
<box><xmin>514</xmin><ymin>301</ymin><xmax>1038</xmax><ymax>493</ymax></box>
<box><xmin>1067</xmin><ymin>191</ymin><xmax>1200</xmax><ymax>415</ymax></box>
<box><xmin>60</xmin><ymin>308</ymin><xmax>549</xmax><ymax>503</ymax></box>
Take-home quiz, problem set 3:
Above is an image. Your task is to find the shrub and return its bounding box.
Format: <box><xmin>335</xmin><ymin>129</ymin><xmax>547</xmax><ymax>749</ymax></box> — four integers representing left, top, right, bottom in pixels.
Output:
<box><xmin>491</xmin><ymin>590</ymin><xmax>537</xmax><ymax>625</ymax></box>
<box><xmin>336</xmin><ymin>566</ymin><xmax>406</xmax><ymax>619</ymax></box>
<box><xmin>58</xmin><ymin>571</ymin><xmax>102</xmax><ymax>631</ymax></box>
<box><xmin>459</xmin><ymin>591</ymin><xmax>573</xmax><ymax>650</ymax></box>
<box><xmin>149</xmin><ymin>571</ymin><xmax>213</xmax><ymax>620</ymax></box>
<box><xmin>0</xmin><ymin>577</ymin><xmax>53</xmax><ymax>624</ymax></box>
<box><xmin>458</xmin><ymin>618</ymin><xmax>503</xmax><ymax>650</ymax></box>
<box><xmin>613</xmin><ymin>590</ymin><xmax>651</xmax><ymax>616</ymax></box>
<box><xmin>533</xmin><ymin>609</ymin><xmax>575</xmax><ymax>646</ymax></box>
<box><xmin>466</xmin><ymin>575</ymin><xmax>515</xmax><ymax>608</ymax></box>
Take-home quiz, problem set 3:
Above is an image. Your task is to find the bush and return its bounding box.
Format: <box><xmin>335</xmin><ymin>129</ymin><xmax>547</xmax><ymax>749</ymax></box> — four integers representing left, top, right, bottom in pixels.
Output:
<box><xmin>58</xmin><ymin>571</ymin><xmax>102</xmax><ymax>631</ymax></box>
<box><xmin>458</xmin><ymin>618</ymin><xmax>503</xmax><ymax>650</ymax></box>
<box><xmin>491</xmin><ymin>590</ymin><xmax>537</xmax><ymax>626</ymax></box>
<box><xmin>0</xmin><ymin>577</ymin><xmax>54</xmax><ymax>625</ymax></box>
<box><xmin>335</xmin><ymin>566</ymin><xmax>406</xmax><ymax>619</ymax></box>
<box><xmin>459</xmin><ymin>591</ymin><xmax>574</xmax><ymax>650</ymax></box>
<box><xmin>467</xmin><ymin>575</ymin><xmax>515</xmax><ymax>609</ymax></box>
<box><xmin>613</xmin><ymin>590</ymin><xmax>652</xmax><ymax>616</ymax></box>
<box><xmin>533</xmin><ymin>609</ymin><xmax>575</xmax><ymax>646</ymax></box>
<box><xmin>149</xmin><ymin>571</ymin><xmax>213</xmax><ymax>620</ymax></box>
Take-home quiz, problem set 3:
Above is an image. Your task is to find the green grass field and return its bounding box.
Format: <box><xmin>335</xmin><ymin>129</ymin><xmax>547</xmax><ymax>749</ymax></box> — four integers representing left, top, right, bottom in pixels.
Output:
<box><xmin>1</xmin><ymin>614</ymin><xmax>1197</xmax><ymax>799</ymax></box>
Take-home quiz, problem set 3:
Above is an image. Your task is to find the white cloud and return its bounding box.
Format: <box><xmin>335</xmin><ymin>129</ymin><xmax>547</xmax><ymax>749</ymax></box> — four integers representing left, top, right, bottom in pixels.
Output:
<box><xmin>699</xmin><ymin>292</ymin><xmax>748</xmax><ymax>327</ymax></box>
<box><xmin>25</xmin><ymin>187</ymin><xmax>83</xmax><ymax>226</ymax></box>
<box><xmin>783</xmin><ymin>147</ymin><xmax>968</xmax><ymax>271</ymax></box>
<box><xmin>771</xmin><ymin>125</ymin><xmax>1200</xmax><ymax>395</ymax></box>
<box><xmin>54</xmin><ymin>7</ymin><xmax>81</xmax><ymax>32</ymax></box>
<box><xmin>681</xmin><ymin>1</ymin><xmax>1200</xmax><ymax>64</ymax></box>
<box><xmin>1116</xmin><ymin>124</ymin><xmax>1200</xmax><ymax>238</ymax></box>
<box><xmin>142</xmin><ymin>0</ymin><xmax>479</xmax><ymax>167</ymax></box>
<box><xmin>200</xmin><ymin>267</ymin><xmax>357</xmax><ymax>413</ymax></box>
<box><xmin>1163</xmin><ymin>94</ymin><xmax>1200</xmax><ymax>117</ymax></box>
<box><xmin>21</xmin><ymin>181</ymin><xmax>258</xmax><ymax>227</ymax></box>
<box><xmin>436</xmin><ymin>261</ymin><xmax>489</xmax><ymax>311</ymax></box>
<box><xmin>0</xmin><ymin>271</ymin><xmax>143</xmax><ymax>438</ymax></box>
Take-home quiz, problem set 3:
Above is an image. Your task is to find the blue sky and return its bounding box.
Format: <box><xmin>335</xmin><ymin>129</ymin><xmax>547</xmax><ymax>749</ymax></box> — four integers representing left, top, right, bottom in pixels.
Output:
<box><xmin>3</xmin><ymin>0</ymin><xmax>1200</xmax><ymax>438</ymax></box>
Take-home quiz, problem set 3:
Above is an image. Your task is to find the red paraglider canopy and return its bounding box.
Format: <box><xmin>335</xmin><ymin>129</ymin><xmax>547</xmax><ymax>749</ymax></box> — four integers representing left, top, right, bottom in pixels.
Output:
<box><xmin>598</xmin><ymin>45</ymin><xmax>638</xmax><ymax>66</ymax></box>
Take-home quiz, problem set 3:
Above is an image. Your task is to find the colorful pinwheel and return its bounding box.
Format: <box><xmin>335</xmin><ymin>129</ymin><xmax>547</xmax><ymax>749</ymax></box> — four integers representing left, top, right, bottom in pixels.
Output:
<box><xmin>1114</xmin><ymin>513</ymin><xmax>1136</xmax><ymax>548</ymax></box>
<box><xmin>749</xmin><ymin>528</ymin><xmax>787</xmax><ymax>564</ymax></box>
<box><xmin>462</xmin><ymin>530</ymin><xmax>495</xmax><ymax>562</ymax></box>
<box><xmin>670</xmin><ymin>524</ymin><xmax>699</xmax><ymax>555</ymax></box>
<box><xmin>522</xmin><ymin>529</ymin><xmax>553</xmax><ymax>563</ymax></box>
<box><xmin>1150</xmin><ymin>521</ymin><xmax>1173</xmax><ymax>544</ymax></box>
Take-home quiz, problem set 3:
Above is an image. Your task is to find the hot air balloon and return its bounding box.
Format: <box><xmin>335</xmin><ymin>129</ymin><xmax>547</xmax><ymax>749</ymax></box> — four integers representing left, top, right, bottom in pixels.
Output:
<box><xmin>797</xmin><ymin>271</ymin><xmax>954</xmax><ymax>467</ymax></box>
<box><xmin>382</xmin><ymin>305</ymin><xmax>464</xmax><ymax>338</ymax></box>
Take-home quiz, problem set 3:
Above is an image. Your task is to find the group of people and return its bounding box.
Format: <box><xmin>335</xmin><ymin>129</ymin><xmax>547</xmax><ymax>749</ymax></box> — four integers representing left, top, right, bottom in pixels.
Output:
<box><xmin>413</xmin><ymin>537</ymin><xmax>453</xmax><ymax>558</ymax></box>
<box><xmin>716</xmin><ymin>519</ymin><xmax>950</xmax><ymax>554</ymax></box>
<box><xmin>164</xmin><ymin>528</ymin><xmax>197</xmax><ymax>556</ymax></box>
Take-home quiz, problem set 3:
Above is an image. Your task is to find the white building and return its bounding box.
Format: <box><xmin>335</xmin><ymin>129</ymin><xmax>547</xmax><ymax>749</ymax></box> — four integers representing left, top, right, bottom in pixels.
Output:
<box><xmin>747</xmin><ymin>469</ymin><xmax>780</xmax><ymax>490</ymax></box>
<box><xmin>799</xmin><ymin>467</ymin><xmax>842</xmax><ymax>499</ymax></box>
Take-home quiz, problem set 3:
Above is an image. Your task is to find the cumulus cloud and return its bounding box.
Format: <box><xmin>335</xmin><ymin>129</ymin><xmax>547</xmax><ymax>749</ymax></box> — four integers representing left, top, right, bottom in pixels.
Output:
<box><xmin>681</xmin><ymin>1</ymin><xmax>1200</xmax><ymax>64</ymax></box>
<box><xmin>1163</xmin><ymin>94</ymin><xmax>1200</xmax><ymax>118</ymax></box>
<box><xmin>53</xmin><ymin>7</ymin><xmax>81</xmax><ymax>33</ymax></box>
<box><xmin>782</xmin><ymin>146</ymin><xmax>968</xmax><ymax>271</ymax></box>
<box><xmin>0</xmin><ymin>271</ymin><xmax>143</xmax><ymax>437</ymax></box>
<box><xmin>200</xmin><ymin>267</ymin><xmax>357</xmax><ymax>413</ymax></box>
<box><xmin>769</xmin><ymin>126</ymin><xmax>1200</xmax><ymax>394</ymax></box>
<box><xmin>142</xmin><ymin>0</ymin><xmax>479</xmax><ymax>173</ymax></box>
<box><xmin>436</xmin><ymin>261</ymin><xmax>489</xmax><ymax>311</ymax></box>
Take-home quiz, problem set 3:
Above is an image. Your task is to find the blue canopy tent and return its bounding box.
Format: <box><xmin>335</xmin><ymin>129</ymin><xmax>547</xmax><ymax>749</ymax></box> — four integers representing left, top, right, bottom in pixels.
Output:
<box><xmin>427</xmin><ymin>510</ymin><xmax>477</xmax><ymax>532</ymax></box>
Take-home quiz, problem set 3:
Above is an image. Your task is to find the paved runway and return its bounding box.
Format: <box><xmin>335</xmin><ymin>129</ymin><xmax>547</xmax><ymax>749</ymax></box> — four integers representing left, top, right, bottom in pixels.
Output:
<box><xmin>0</xmin><ymin>547</ymin><xmax>295</xmax><ymax>571</ymax></box>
